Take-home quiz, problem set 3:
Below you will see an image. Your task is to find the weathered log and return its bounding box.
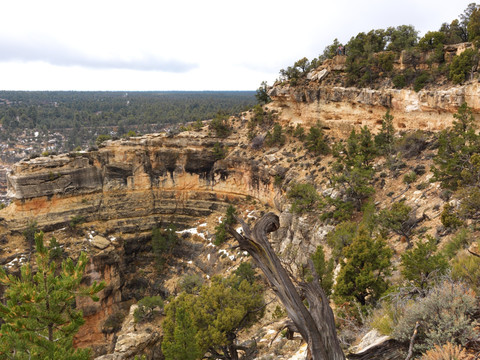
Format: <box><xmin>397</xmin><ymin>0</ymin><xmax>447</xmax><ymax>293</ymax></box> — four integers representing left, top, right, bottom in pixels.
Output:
<box><xmin>228</xmin><ymin>212</ymin><xmax>345</xmax><ymax>360</ymax></box>
<box><xmin>347</xmin><ymin>339</ymin><xmax>404</xmax><ymax>360</ymax></box>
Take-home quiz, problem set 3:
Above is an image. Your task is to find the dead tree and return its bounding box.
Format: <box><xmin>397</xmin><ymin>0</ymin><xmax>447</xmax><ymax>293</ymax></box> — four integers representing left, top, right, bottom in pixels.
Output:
<box><xmin>228</xmin><ymin>212</ymin><xmax>345</xmax><ymax>360</ymax></box>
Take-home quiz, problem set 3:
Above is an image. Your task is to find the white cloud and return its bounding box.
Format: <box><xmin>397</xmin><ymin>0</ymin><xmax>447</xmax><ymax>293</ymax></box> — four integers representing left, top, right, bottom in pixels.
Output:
<box><xmin>0</xmin><ymin>0</ymin><xmax>475</xmax><ymax>90</ymax></box>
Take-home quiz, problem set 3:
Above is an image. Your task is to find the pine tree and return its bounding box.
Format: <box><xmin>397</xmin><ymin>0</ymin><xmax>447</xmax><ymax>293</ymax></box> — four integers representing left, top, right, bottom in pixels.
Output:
<box><xmin>162</xmin><ymin>275</ymin><xmax>264</xmax><ymax>360</ymax></box>
<box><xmin>0</xmin><ymin>232</ymin><xmax>105</xmax><ymax>359</ymax></box>
<box><xmin>330</xmin><ymin>128</ymin><xmax>376</xmax><ymax>214</ymax></box>
<box><xmin>305</xmin><ymin>123</ymin><xmax>330</xmax><ymax>155</ymax></box>
<box><xmin>432</xmin><ymin>103</ymin><xmax>480</xmax><ymax>191</ymax></box>
<box><xmin>375</xmin><ymin>110</ymin><xmax>395</xmax><ymax>156</ymax></box>
<box><xmin>162</xmin><ymin>296</ymin><xmax>201</xmax><ymax>360</ymax></box>
<box><xmin>214</xmin><ymin>205</ymin><xmax>237</xmax><ymax>246</ymax></box>
<box><xmin>311</xmin><ymin>245</ymin><xmax>335</xmax><ymax>296</ymax></box>
<box><xmin>334</xmin><ymin>227</ymin><xmax>392</xmax><ymax>307</ymax></box>
<box><xmin>401</xmin><ymin>235</ymin><xmax>449</xmax><ymax>291</ymax></box>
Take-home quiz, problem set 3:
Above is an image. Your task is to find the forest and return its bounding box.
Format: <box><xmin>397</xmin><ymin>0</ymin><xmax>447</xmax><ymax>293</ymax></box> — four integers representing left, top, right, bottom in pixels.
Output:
<box><xmin>0</xmin><ymin>91</ymin><xmax>255</xmax><ymax>150</ymax></box>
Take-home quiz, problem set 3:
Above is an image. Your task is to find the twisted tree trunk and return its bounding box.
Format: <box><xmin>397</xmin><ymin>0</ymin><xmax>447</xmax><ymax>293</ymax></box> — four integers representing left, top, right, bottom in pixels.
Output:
<box><xmin>228</xmin><ymin>212</ymin><xmax>345</xmax><ymax>360</ymax></box>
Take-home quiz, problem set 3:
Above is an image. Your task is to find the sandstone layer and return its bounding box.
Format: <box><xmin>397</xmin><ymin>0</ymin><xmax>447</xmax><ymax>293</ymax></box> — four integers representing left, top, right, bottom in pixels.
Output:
<box><xmin>3</xmin><ymin>132</ymin><xmax>279</xmax><ymax>233</ymax></box>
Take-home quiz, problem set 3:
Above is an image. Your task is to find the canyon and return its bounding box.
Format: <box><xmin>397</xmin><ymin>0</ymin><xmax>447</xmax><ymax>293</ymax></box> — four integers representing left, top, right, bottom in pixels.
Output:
<box><xmin>1</xmin><ymin>52</ymin><xmax>480</xmax><ymax>358</ymax></box>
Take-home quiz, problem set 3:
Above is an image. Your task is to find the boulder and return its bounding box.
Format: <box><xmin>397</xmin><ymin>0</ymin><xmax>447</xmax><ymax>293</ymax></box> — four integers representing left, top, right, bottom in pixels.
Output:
<box><xmin>91</xmin><ymin>235</ymin><xmax>111</xmax><ymax>250</ymax></box>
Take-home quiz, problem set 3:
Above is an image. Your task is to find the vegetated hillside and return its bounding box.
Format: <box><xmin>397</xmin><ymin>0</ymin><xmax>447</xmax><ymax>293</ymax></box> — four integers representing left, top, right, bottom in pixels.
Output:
<box><xmin>273</xmin><ymin>3</ymin><xmax>480</xmax><ymax>92</ymax></box>
<box><xmin>4</xmin><ymin>4</ymin><xmax>480</xmax><ymax>359</ymax></box>
<box><xmin>2</xmin><ymin>94</ymin><xmax>480</xmax><ymax>359</ymax></box>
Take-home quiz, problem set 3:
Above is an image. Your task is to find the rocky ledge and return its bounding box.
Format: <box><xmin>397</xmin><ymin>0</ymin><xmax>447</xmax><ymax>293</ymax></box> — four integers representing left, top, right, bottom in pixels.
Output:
<box><xmin>2</xmin><ymin>132</ymin><xmax>280</xmax><ymax>234</ymax></box>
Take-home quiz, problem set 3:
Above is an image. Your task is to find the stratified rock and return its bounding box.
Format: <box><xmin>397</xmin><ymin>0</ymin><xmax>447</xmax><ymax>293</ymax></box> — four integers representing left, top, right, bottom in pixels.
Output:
<box><xmin>3</xmin><ymin>134</ymin><xmax>278</xmax><ymax>234</ymax></box>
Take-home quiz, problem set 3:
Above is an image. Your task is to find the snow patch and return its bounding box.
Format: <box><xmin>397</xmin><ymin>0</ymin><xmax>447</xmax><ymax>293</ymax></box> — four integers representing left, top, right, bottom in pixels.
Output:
<box><xmin>176</xmin><ymin>227</ymin><xmax>206</xmax><ymax>239</ymax></box>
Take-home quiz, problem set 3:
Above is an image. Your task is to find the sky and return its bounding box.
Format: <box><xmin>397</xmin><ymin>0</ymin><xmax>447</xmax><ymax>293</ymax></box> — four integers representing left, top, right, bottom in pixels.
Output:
<box><xmin>0</xmin><ymin>0</ymin><xmax>475</xmax><ymax>91</ymax></box>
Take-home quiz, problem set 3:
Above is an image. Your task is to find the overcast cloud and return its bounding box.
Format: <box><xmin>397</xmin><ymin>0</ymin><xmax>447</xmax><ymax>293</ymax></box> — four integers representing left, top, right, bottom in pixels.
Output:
<box><xmin>0</xmin><ymin>36</ymin><xmax>197</xmax><ymax>72</ymax></box>
<box><xmin>0</xmin><ymin>0</ymin><xmax>475</xmax><ymax>90</ymax></box>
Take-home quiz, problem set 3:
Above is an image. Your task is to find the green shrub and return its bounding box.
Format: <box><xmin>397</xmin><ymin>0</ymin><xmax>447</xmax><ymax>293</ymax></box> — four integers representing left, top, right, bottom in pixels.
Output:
<box><xmin>48</xmin><ymin>236</ymin><xmax>64</xmax><ymax>260</ymax></box>
<box><xmin>334</xmin><ymin>227</ymin><xmax>393</xmax><ymax>307</ymax></box>
<box><xmin>234</xmin><ymin>262</ymin><xmax>256</xmax><ymax>285</ymax></box>
<box><xmin>152</xmin><ymin>225</ymin><xmax>179</xmax><ymax>272</ymax></box>
<box><xmin>377</xmin><ymin>201</ymin><xmax>415</xmax><ymax>245</ymax></box>
<box><xmin>440</xmin><ymin>203</ymin><xmax>464</xmax><ymax>229</ymax></box>
<box><xmin>265</xmin><ymin>123</ymin><xmax>286</xmax><ymax>147</ymax></box>
<box><xmin>134</xmin><ymin>296</ymin><xmax>164</xmax><ymax>323</ymax></box>
<box><xmin>293</xmin><ymin>124</ymin><xmax>306</xmax><ymax>140</ymax></box>
<box><xmin>449</xmin><ymin>48</ymin><xmax>478</xmax><ymax>84</ymax></box>
<box><xmin>273</xmin><ymin>175</ymin><xmax>283</xmax><ymax>187</ymax></box>
<box><xmin>457</xmin><ymin>187</ymin><xmax>480</xmax><ymax>219</ymax></box>
<box><xmin>326</xmin><ymin>221</ymin><xmax>357</xmax><ymax>261</ymax></box>
<box><xmin>212</xmin><ymin>142</ymin><xmax>227</xmax><ymax>160</ymax></box>
<box><xmin>305</xmin><ymin>123</ymin><xmax>329</xmax><ymax>155</ymax></box>
<box><xmin>401</xmin><ymin>235</ymin><xmax>449</xmax><ymax>290</ymax></box>
<box><xmin>443</xmin><ymin>228</ymin><xmax>471</xmax><ymax>259</ymax></box>
<box><xmin>287</xmin><ymin>183</ymin><xmax>321</xmax><ymax>214</ymax></box>
<box><xmin>403</xmin><ymin>171</ymin><xmax>417</xmax><ymax>184</ymax></box>
<box><xmin>374</xmin><ymin>110</ymin><xmax>395</xmax><ymax>155</ymax></box>
<box><xmin>23</xmin><ymin>220</ymin><xmax>39</xmax><ymax>248</ymax></box>
<box><xmin>310</xmin><ymin>245</ymin><xmax>334</xmax><ymax>296</ymax></box>
<box><xmin>96</xmin><ymin>134</ymin><xmax>112</xmax><ymax>146</ymax></box>
<box><xmin>392</xmin><ymin>74</ymin><xmax>406</xmax><ymax>88</ymax></box>
<box><xmin>209</xmin><ymin>112</ymin><xmax>231</xmax><ymax>138</ymax></box>
<box><xmin>376</xmin><ymin>51</ymin><xmax>395</xmax><ymax>73</ymax></box>
<box><xmin>451</xmin><ymin>250</ymin><xmax>480</xmax><ymax>293</ymax></box>
<box><xmin>369</xmin><ymin>302</ymin><xmax>397</xmax><ymax>336</ymax></box>
<box><xmin>414</xmin><ymin>71</ymin><xmax>430</xmax><ymax>92</ymax></box>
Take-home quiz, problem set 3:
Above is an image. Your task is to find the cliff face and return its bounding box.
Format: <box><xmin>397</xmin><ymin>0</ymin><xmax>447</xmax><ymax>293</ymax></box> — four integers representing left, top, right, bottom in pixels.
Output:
<box><xmin>268</xmin><ymin>53</ymin><xmax>480</xmax><ymax>135</ymax></box>
<box><xmin>3</xmin><ymin>132</ymin><xmax>278</xmax><ymax>233</ymax></box>
<box><xmin>269</xmin><ymin>82</ymin><xmax>480</xmax><ymax>135</ymax></box>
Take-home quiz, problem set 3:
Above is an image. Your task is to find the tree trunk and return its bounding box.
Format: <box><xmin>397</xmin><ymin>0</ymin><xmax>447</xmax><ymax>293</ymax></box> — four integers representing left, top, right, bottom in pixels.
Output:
<box><xmin>228</xmin><ymin>213</ymin><xmax>345</xmax><ymax>360</ymax></box>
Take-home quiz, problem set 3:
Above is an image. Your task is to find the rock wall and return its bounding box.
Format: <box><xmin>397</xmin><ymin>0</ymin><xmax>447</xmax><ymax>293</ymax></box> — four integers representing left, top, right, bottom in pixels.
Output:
<box><xmin>269</xmin><ymin>78</ymin><xmax>480</xmax><ymax>136</ymax></box>
<box><xmin>3</xmin><ymin>132</ymin><xmax>279</xmax><ymax>233</ymax></box>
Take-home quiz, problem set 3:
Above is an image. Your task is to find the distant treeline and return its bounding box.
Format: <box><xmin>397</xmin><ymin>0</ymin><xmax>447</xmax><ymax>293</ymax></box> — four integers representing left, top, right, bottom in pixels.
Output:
<box><xmin>0</xmin><ymin>91</ymin><xmax>256</xmax><ymax>132</ymax></box>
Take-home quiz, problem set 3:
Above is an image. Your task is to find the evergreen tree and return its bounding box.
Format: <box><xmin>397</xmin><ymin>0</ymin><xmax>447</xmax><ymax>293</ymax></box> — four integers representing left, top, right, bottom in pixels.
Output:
<box><xmin>151</xmin><ymin>224</ymin><xmax>179</xmax><ymax>272</ymax></box>
<box><xmin>310</xmin><ymin>245</ymin><xmax>335</xmax><ymax>296</ymax></box>
<box><xmin>329</xmin><ymin>127</ymin><xmax>376</xmax><ymax>213</ymax></box>
<box><xmin>401</xmin><ymin>235</ymin><xmax>449</xmax><ymax>291</ymax></box>
<box><xmin>162</xmin><ymin>296</ymin><xmax>202</xmax><ymax>360</ymax></box>
<box><xmin>335</xmin><ymin>227</ymin><xmax>392</xmax><ymax>307</ymax></box>
<box><xmin>265</xmin><ymin>123</ymin><xmax>286</xmax><ymax>147</ymax></box>
<box><xmin>214</xmin><ymin>205</ymin><xmax>236</xmax><ymax>246</ymax></box>
<box><xmin>255</xmin><ymin>81</ymin><xmax>271</xmax><ymax>104</ymax></box>
<box><xmin>305</xmin><ymin>123</ymin><xmax>330</xmax><ymax>155</ymax></box>
<box><xmin>374</xmin><ymin>110</ymin><xmax>395</xmax><ymax>156</ymax></box>
<box><xmin>0</xmin><ymin>232</ymin><xmax>105</xmax><ymax>359</ymax></box>
<box><xmin>162</xmin><ymin>275</ymin><xmax>264</xmax><ymax>360</ymax></box>
<box><xmin>377</xmin><ymin>202</ymin><xmax>416</xmax><ymax>246</ymax></box>
<box><xmin>432</xmin><ymin>103</ymin><xmax>480</xmax><ymax>191</ymax></box>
